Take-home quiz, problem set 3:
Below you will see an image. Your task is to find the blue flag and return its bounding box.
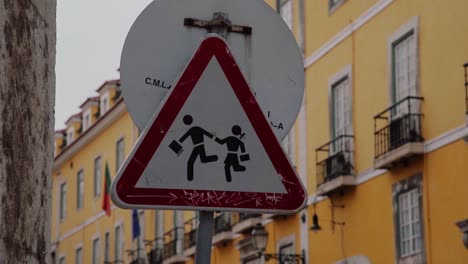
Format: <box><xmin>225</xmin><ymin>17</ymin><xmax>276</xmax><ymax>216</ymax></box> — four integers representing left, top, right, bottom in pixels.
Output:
<box><xmin>132</xmin><ymin>209</ymin><xmax>141</xmax><ymax>240</ymax></box>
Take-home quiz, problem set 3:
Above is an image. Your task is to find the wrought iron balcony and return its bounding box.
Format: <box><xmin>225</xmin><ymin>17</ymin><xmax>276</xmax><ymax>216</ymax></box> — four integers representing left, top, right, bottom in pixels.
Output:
<box><xmin>147</xmin><ymin>248</ymin><xmax>163</xmax><ymax>264</ymax></box>
<box><xmin>315</xmin><ymin>135</ymin><xmax>355</xmax><ymax>195</ymax></box>
<box><xmin>162</xmin><ymin>228</ymin><xmax>181</xmax><ymax>261</ymax></box>
<box><xmin>212</xmin><ymin>212</ymin><xmax>236</xmax><ymax>246</ymax></box>
<box><xmin>214</xmin><ymin>213</ymin><xmax>232</xmax><ymax>234</ymax></box>
<box><xmin>374</xmin><ymin>96</ymin><xmax>424</xmax><ymax>168</ymax></box>
<box><xmin>231</xmin><ymin>212</ymin><xmax>262</xmax><ymax>234</ymax></box>
<box><xmin>239</xmin><ymin>213</ymin><xmax>262</xmax><ymax>221</ymax></box>
<box><xmin>182</xmin><ymin>217</ymin><xmax>198</xmax><ymax>256</ymax></box>
<box><xmin>316</xmin><ymin>135</ymin><xmax>354</xmax><ymax>186</ymax></box>
<box><xmin>183</xmin><ymin>229</ymin><xmax>197</xmax><ymax>251</ymax></box>
<box><xmin>163</xmin><ymin>239</ymin><xmax>177</xmax><ymax>260</ymax></box>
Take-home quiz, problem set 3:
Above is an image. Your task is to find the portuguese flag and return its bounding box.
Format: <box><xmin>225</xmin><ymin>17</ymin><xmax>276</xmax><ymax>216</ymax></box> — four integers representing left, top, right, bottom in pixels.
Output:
<box><xmin>102</xmin><ymin>162</ymin><xmax>112</xmax><ymax>217</ymax></box>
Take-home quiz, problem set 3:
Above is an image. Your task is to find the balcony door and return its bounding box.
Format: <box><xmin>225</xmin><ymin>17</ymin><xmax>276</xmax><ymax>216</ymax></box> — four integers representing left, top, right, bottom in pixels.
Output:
<box><xmin>391</xmin><ymin>28</ymin><xmax>420</xmax><ymax>145</ymax></box>
<box><xmin>392</xmin><ymin>31</ymin><xmax>417</xmax><ymax>119</ymax></box>
<box><xmin>331</xmin><ymin>76</ymin><xmax>352</xmax><ymax>154</ymax></box>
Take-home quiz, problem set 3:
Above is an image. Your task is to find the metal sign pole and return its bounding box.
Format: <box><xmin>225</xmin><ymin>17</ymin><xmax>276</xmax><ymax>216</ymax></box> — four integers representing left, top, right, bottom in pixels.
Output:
<box><xmin>193</xmin><ymin>12</ymin><xmax>231</xmax><ymax>264</ymax></box>
<box><xmin>194</xmin><ymin>211</ymin><xmax>215</xmax><ymax>263</ymax></box>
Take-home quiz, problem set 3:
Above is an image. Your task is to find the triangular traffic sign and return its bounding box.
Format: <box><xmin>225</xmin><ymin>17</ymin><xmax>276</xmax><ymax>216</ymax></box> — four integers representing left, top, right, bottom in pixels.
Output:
<box><xmin>111</xmin><ymin>35</ymin><xmax>307</xmax><ymax>213</ymax></box>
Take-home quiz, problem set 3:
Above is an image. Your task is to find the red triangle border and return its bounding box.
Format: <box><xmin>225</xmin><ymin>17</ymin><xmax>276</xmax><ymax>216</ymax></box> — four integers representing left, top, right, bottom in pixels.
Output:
<box><xmin>112</xmin><ymin>35</ymin><xmax>306</xmax><ymax>213</ymax></box>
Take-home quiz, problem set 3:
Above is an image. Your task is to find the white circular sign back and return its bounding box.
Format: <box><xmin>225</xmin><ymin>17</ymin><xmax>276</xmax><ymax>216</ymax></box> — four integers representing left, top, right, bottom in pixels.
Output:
<box><xmin>120</xmin><ymin>0</ymin><xmax>304</xmax><ymax>139</ymax></box>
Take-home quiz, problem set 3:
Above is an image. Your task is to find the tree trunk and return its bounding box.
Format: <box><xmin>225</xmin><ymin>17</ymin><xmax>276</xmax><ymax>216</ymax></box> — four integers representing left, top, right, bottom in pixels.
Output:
<box><xmin>0</xmin><ymin>1</ymin><xmax>56</xmax><ymax>263</ymax></box>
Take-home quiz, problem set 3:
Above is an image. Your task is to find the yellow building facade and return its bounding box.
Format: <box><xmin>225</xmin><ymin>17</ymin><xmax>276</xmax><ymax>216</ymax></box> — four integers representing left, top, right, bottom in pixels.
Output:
<box><xmin>51</xmin><ymin>0</ymin><xmax>468</xmax><ymax>263</ymax></box>
<box><xmin>305</xmin><ymin>0</ymin><xmax>468</xmax><ymax>263</ymax></box>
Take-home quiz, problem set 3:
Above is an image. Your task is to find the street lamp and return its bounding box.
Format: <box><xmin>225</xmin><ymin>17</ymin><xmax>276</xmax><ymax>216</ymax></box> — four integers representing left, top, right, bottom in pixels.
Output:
<box><xmin>251</xmin><ymin>224</ymin><xmax>305</xmax><ymax>263</ymax></box>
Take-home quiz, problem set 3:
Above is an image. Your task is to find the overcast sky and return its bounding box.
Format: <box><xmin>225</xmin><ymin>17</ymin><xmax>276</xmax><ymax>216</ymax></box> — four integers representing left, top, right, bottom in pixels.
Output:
<box><xmin>55</xmin><ymin>0</ymin><xmax>153</xmax><ymax>129</ymax></box>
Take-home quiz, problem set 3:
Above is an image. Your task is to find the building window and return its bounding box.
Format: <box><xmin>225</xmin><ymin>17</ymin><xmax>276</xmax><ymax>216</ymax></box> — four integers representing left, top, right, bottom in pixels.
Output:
<box><xmin>94</xmin><ymin>156</ymin><xmax>101</xmax><ymax>197</ymax></box>
<box><xmin>331</xmin><ymin>76</ymin><xmax>352</xmax><ymax>142</ymax></box>
<box><xmin>75</xmin><ymin>247</ymin><xmax>83</xmax><ymax>264</ymax></box>
<box><xmin>114</xmin><ymin>225</ymin><xmax>122</xmax><ymax>262</ymax></box>
<box><xmin>67</xmin><ymin>128</ymin><xmax>73</xmax><ymax>144</ymax></box>
<box><xmin>104</xmin><ymin>232</ymin><xmax>110</xmax><ymax>263</ymax></box>
<box><xmin>58</xmin><ymin>256</ymin><xmax>65</xmax><ymax>264</ymax></box>
<box><xmin>329</xmin><ymin>65</ymin><xmax>353</xmax><ymax>154</ymax></box>
<box><xmin>92</xmin><ymin>238</ymin><xmax>100</xmax><ymax>264</ymax></box>
<box><xmin>393</xmin><ymin>174</ymin><xmax>425</xmax><ymax>263</ymax></box>
<box><xmin>101</xmin><ymin>95</ymin><xmax>109</xmax><ymax>115</ymax></box>
<box><xmin>83</xmin><ymin>112</ymin><xmax>91</xmax><ymax>131</ymax></box>
<box><xmin>329</xmin><ymin>0</ymin><xmax>346</xmax><ymax>13</ymax></box>
<box><xmin>392</xmin><ymin>31</ymin><xmax>417</xmax><ymax>117</ymax></box>
<box><xmin>388</xmin><ymin>17</ymin><xmax>419</xmax><ymax>117</ymax></box>
<box><xmin>60</xmin><ymin>182</ymin><xmax>67</xmax><ymax>220</ymax></box>
<box><xmin>77</xmin><ymin>170</ymin><xmax>84</xmax><ymax>209</ymax></box>
<box><xmin>279</xmin><ymin>242</ymin><xmax>294</xmax><ymax>255</ymax></box>
<box><xmin>116</xmin><ymin>138</ymin><xmax>125</xmax><ymax>172</ymax></box>
<box><xmin>278</xmin><ymin>0</ymin><xmax>293</xmax><ymax>30</ymax></box>
<box><xmin>398</xmin><ymin>189</ymin><xmax>421</xmax><ymax>257</ymax></box>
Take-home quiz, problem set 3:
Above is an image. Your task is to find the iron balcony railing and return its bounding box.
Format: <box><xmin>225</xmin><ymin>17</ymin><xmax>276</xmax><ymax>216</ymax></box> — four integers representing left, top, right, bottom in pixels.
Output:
<box><xmin>184</xmin><ymin>229</ymin><xmax>197</xmax><ymax>250</ymax></box>
<box><xmin>184</xmin><ymin>217</ymin><xmax>198</xmax><ymax>250</ymax></box>
<box><xmin>239</xmin><ymin>212</ymin><xmax>262</xmax><ymax>222</ymax></box>
<box><xmin>464</xmin><ymin>62</ymin><xmax>468</xmax><ymax>114</ymax></box>
<box><xmin>163</xmin><ymin>239</ymin><xmax>176</xmax><ymax>260</ymax></box>
<box><xmin>144</xmin><ymin>238</ymin><xmax>164</xmax><ymax>264</ymax></box>
<box><xmin>315</xmin><ymin>135</ymin><xmax>354</xmax><ymax>186</ymax></box>
<box><xmin>147</xmin><ymin>248</ymin><xmax>163</xmax><ymax>264</ymax></box>
<box><xmin>214</xmin><ymin>213</ymin><xmax>233</xmax><ymax>234</ymax></box>
<box><xmin>374</xmin><ymin>96</ymin><xmax>424</xmax><ymax>158</ymax></box>
<box><xmin>162</xmin><ymin>228</ymin><xmax>178</xmax><ymax>260</ymax></box>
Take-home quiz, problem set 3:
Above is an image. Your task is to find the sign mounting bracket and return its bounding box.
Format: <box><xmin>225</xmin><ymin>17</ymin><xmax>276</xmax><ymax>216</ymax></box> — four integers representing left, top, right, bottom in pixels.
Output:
<box><xmin>184</xmin><ymin>12</ymin><xmax>252</xmax><ymax>39</ymax></box>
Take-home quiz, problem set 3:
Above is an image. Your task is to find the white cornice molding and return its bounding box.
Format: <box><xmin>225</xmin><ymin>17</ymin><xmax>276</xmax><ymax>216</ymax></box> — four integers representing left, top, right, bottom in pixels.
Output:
<box><xmin>54</xmin><ymin>102</ymin><xmax>127</xmax><ymax>170</ymax></box>
<box><xmin>59</xmin><ymin>205</ymin><xmax>117</xmax><ymax>242</ymax></box>
<box><xmin>425</xmin><ymin>124</ymin><xmax>468</xmax><ymax>152</ymax></box>
<box><xmin>304</xmin><ymin>0</ymin><xmax>394</xmax><ymax>68</ymax></box>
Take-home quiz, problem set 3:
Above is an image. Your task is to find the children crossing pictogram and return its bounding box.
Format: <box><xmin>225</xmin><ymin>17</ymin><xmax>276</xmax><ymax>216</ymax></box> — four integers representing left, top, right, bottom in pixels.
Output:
<box><xmin>216</xmin><ymin>125</ymin><xmax>250</xmax><ymax>182</ymax></box>
<box><xmin>169</xmin><ymin>114</ymin><xmax>219</xmax><ymax>181</ymax></box>
<box><xmin>170</xmin><ymin>119</ymin><xmax>251</xmax><ymax>183</ymax></box>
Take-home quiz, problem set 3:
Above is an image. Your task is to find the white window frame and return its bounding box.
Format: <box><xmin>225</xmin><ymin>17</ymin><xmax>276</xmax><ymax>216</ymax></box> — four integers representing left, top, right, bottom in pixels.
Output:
<box><xmin>114</xmin><ymin>223</ymin><xmax>124</xmax><ymax>262</ymax></box>
<box><xmin>75</xmin><ymin>246</ymin><xmax>83</xmax><ymax>264</ymax></box>
<box><xmin>76</xmin><ymin>169</ymin><xmax>84</xmax><ymax>209</ymax></box>
<box><xmin>59</xmin><ymin>182</ymin><xmax>67</xmax><ymax>221</ymax></box>
<box><xmin>279</xmin><ymin>0</ymin><xmax>293</xmax><ymax>30</ymax></box>
<box><xmin>92</xmin><ymin>236</ymin><xmax>100</xmax><ymax>264</ymax></box>
<box><xmin>104</xmin><ymin>231</ymin><xmax>110</xmax><ymax>263</ymax></box>
<box><xmin>328</xmin><ymin>65</ymin><xmax>353</xmax><ymax>153</ymax></box>
<box><xmin>277</xmin><ymin>234</ymin><xmax>295</xmax><ymax>254</ymax></box>
<box><xmin>116</xmin><ymin>137</ymin><xmax>125</xmax><ymax>172</ymax></box>
<box><xmin>276</xmin><ymin>234</ymin><xmax>296</xmax><ymax>263</ymax></box>
<box><xmin>398</xmin><ymin>188</ymin><xmax>422</xmax><ymax>257</ymax></box>
<box><xmin>101</xmin><ymin>93</ymin><xmax>109</xmax><ymax>115</ymax></box>
<box><xmin>66</xmin><ymin>127</ymin><xmax>74</xmax><ymax>144</ymax></box>
<box><xmin>94</xmin><ymin>156</ymin><xmax>101</xmax><ymax>198</ymax></box>
<box><xmin>387</xmin><ymin>17</ymin><xmax>420</xmax><ymax>118</ymax></box>
<box><xmin>82</xmin><ymin>110</ymin><xmax>91</xmax><ymax>131</ymax></box>
<box><xmin>58</xmin><ymin>255</ymin><xmax>66</xmax><ymax>264</ymax></box>
<box><xmin>393</xmin><ymin>174</ymin><xmax>425</xmax><ymax>264</ymax></box>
